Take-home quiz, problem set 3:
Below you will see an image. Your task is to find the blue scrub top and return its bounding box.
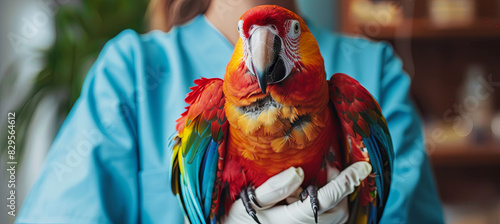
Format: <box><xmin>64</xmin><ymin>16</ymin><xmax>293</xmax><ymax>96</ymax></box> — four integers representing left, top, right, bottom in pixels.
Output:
<box><xmin>16</xmin><ymin>15</ymin><xmax>444</xmax><ymax>224</ymax></box>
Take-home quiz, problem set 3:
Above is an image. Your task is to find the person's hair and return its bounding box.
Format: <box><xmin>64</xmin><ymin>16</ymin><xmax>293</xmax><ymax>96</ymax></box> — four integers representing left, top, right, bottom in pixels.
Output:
<box><xmin>148</xmin><ymin>0</ymin><xmax>211</xmax><ymax>32</ymax></box>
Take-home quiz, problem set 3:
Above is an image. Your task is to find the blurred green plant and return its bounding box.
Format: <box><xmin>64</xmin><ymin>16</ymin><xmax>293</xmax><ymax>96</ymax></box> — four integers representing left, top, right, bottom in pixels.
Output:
<box><xmin>1</xmin><ymin>0</ymin><xmax>150</xmax><ymax>159</ymax></box>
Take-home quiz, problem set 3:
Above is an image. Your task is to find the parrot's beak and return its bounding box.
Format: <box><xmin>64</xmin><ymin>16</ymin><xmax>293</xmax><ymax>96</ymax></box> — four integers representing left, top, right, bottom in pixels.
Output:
<box><xmin>249</xmin><ymin>27</ymin><xmax>282</xmax><ymax>94</ymax></box>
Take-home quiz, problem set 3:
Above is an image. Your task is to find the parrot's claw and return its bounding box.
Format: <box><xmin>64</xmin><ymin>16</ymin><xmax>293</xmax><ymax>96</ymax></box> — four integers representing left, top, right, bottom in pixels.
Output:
<box><xmin>240</xmin><ymin>187</ymin><xmax>261</xmax><ymax>224</ymax></box>
<box><xmin>299</xmin><ymin>185</ymin><xmax>319</xmax><ymax>223</ymax></box>
<box><xmin>299</xmin><ymin>189</ymin><xmax>307</xmax><ymax>202</ymax></box>
<box><xmin>247</xmin><ymin>185</ymin><xmax>262</xmax><ymax>208</ymax></box>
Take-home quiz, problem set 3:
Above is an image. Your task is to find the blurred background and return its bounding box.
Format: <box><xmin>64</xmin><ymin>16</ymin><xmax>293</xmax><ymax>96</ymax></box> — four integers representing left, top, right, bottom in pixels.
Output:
<box><xmin>1</xmin><ymin>0</ymin><xmax>499</xmax><ymax>223</ymax></box>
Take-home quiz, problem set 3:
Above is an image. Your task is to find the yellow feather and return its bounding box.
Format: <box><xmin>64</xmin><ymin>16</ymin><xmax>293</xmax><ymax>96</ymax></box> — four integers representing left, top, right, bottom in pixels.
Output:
<box><xmin>180</xmin><ymin>124</ymin><xmax>194</xmax><ymax>155</ymax></box>
<box><xmin>290</xmin><ymin>107</ymin><xmax>300</xmax><ymax>123</ymax></box>
<box><xmin>290</xmin><ymin>126</ymin><xmax>307</xmax><ymax>149</ymax></box>
<box><xmin>225</xmin><ymin>104</ymin><xmax>242</xmax><ymax>127</ymax></box>
<box><xmin>279</xmin><ymin>106</ymin><xmax>299</xmax><ymax>123</ymax></box>
<box><xmin>279</xmin><ymin>106</ymin><xmax>290</xmax><ymax>119</ymax></box>
<box><xmin>241</xmin><ymin>150</ymin><xmax>259</xmax><ymax>160</ymax></box>
<box><xmin>176</xmin><ymin>146</ymin><xmax>184</xmax><ymax>174</ymax></box>
<box><xmin>301</xmin><ymin>121</ymin><xmax>321</xmax><ymax>142</ymax></box>
<box><xmin>262</xmin><ymin>119</ymin><xmax>289</xmax><ymax>136</ymax></box>
<box><xmin>270</xmin><ymin>135</ymin><xmax>292</xmax><ymax>153</ymax></box>
<box><xmin>237</xmin><ymin>113</ymin><xmax>262</xmax><ymax>135</ymax></box>
<box><xmin>257</xmin><ymin>106</ymin><xmax>280</xmax><ymax>126</ymax></box>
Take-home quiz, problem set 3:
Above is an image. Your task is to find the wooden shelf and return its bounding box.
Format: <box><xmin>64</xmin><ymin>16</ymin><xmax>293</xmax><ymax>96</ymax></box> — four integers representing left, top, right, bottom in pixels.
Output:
<box><xmin>355</xmin><ymin>18</ymin><xmax>500</xmax><ymax>39</ymax></box>
<box><xmin>340</xmin><ymin>0</ymin><xmax>500</xmax><ymax>40</ymax></box>
<box><xmin>430</xmin><ymin>143</ymin><xmax>500</xmax><ymax>167</ymax></box>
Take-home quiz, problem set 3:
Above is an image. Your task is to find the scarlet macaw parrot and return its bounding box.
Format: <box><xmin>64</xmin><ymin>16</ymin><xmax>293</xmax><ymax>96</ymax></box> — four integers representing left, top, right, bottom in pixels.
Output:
<box><xmin>170</xmin><ymin>5</ymin><xmax>394</xmax><ymax>224</ymax></box>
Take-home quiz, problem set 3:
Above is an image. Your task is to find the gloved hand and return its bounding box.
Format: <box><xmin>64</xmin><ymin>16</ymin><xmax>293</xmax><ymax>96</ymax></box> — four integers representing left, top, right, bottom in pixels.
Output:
<box><xmin>220</xmin><ymin>161</ymin><xmax>372</xmax><ymax>224</ymax></box>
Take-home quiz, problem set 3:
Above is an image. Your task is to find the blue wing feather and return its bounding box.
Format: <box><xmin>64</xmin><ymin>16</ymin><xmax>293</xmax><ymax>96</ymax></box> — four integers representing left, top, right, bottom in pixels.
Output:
<box><xmin>170</xmin><ymin>131</ymin><xmax>218</xmax><ymax>224</ymax></box>
<box><xmin>183</xmin><ymin>144</ymin><xmax>206</xmax><ymax>223</ymax></box>
<box><xmin>368</xmin><ymin>201</ymin><xmax>377</xmax><ymax>224</ymax></box>
<box><xmin>201</xmin><ymin>141</ymin><xmax>219</xmax><ymax>216</ymax></box>
<box><xmin>362</xmin><ymin>125</ymin><xmax>394</xmax><ymax>223</ymax></box>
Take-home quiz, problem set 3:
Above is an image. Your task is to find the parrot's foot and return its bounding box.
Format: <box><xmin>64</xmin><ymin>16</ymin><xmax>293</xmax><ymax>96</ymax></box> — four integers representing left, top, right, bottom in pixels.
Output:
<box><xmin>240</xmin><ymin>186</ymin><xmax>261</xmax><ymax>224</ymax></box>
<box><xmin>300</xmin><ymin>185</ymin><xmax>319</xmax><ymax>223</ymax></box>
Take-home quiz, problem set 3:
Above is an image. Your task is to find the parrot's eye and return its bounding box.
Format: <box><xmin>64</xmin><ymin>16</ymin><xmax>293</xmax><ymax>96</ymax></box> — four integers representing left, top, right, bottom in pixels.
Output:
<box><xmin>288</xmin><ymin>20</ymin><xmax>300</xmax><ymax>39</ymax></box>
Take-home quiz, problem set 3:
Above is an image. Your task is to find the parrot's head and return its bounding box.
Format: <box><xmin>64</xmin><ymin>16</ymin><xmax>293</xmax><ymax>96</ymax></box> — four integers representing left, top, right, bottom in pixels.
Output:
<box><xmin>224</xmin><ymin>5</ymin><xmax>327</xmax><ymax>109</ymax></box>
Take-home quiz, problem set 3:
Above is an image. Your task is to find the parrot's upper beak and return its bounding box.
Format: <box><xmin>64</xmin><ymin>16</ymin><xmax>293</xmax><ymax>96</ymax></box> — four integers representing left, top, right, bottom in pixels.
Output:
<box><xmin>249</xmin><ymin>26</ymin><xmax>283</xmax><ymax>94</ymax></box>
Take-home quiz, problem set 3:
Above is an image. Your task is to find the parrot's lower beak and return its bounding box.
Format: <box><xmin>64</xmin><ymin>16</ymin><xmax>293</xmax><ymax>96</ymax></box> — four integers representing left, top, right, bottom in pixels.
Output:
<box><xmin>249</xmin><ymin>27</ymin><xmax>282</xmax><ymax>94</ymax></box>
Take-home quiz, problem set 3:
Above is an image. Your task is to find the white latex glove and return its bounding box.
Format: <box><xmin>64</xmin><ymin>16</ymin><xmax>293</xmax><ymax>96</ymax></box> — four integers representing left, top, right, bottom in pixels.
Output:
<box><xmin>220</xmin><ymin>162</ymin><xmax>372</xmax><ymax>224</ymax></box>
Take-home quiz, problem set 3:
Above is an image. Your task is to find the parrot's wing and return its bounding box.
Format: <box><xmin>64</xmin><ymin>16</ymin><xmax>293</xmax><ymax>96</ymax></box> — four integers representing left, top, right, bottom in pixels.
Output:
<box><xmin>328</xmin><ymin>73</ymin><xmax>394</xmax><ymax>224</ymax></box>
<box><xmin>170</xmin><ymin>78</ymin><xmax>228</xmax><ymax>224</ymax></box>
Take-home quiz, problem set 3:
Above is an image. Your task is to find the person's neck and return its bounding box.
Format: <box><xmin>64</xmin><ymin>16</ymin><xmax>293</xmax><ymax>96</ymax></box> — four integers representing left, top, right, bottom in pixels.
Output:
<box><xmin>205</xmin><ymin>0</ymin><xmax>297</xmax><ymax>46</ymax></box>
